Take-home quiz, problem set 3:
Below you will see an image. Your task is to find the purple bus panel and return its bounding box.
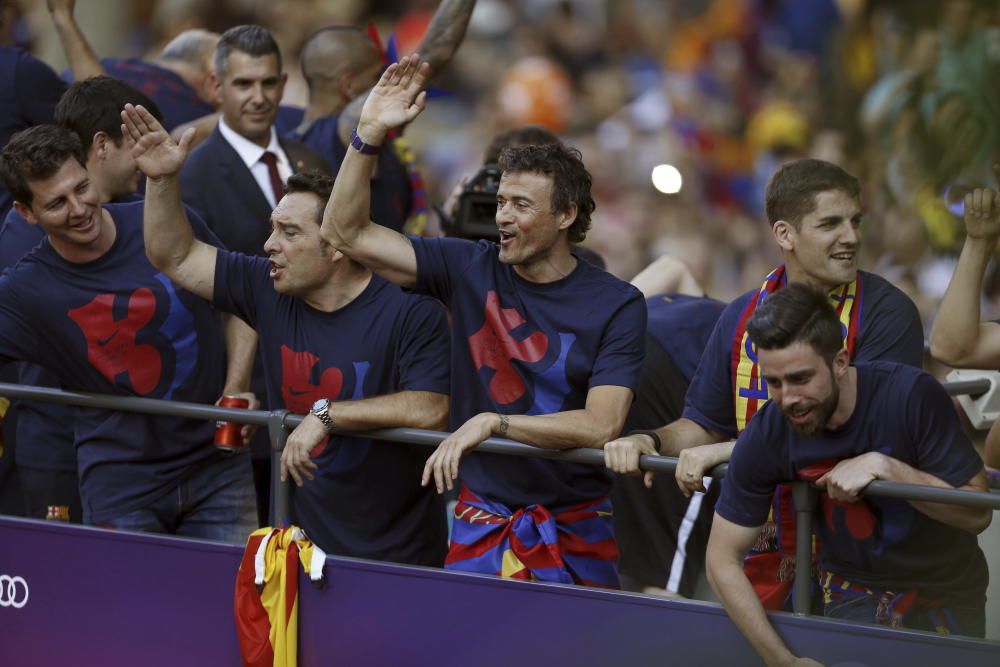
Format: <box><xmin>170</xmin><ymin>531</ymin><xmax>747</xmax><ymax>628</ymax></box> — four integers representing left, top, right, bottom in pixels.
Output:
<box><xmin>1</xmin><ymin>517</ymin><xmax>997</xmax><ymax>666</ymax></box>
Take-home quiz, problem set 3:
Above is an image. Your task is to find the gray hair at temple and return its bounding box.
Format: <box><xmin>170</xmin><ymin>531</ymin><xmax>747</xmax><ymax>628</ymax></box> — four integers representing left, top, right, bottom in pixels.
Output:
<box><xmin>214</xmin><ymin>25</ymin><xmax>282</xmax><ymax>77</ymax></box>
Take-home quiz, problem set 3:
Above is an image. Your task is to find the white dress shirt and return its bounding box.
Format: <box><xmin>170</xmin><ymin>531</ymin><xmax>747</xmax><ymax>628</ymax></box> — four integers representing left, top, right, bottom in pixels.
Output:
<box><xmin>218</xmin><ymin>118</ymin><xmax>293</xmax><ymax>208</ymax></box>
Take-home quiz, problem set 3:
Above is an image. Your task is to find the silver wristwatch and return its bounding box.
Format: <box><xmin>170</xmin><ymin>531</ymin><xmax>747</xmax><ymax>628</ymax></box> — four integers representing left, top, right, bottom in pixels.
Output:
<box><xmin>310</xmin><ymin>398</ymin><xmax>336</xmax><ymax>433</ymax></box>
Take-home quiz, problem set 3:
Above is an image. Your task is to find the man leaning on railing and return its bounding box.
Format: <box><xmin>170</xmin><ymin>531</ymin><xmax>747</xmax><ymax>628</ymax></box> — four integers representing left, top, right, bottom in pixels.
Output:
<box><xmin>319</xmin><ymin>54</ymin><xmax>646</xmax><ymax>587</ymax></box>
<box><xmin>707</xmin><ymin>284</ymin><xmax>990</xmax><ymax>667</ymax></box>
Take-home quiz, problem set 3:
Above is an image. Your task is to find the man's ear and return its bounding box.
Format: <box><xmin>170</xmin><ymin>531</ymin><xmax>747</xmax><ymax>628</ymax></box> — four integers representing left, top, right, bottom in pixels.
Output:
<box><xmin>772</xmin><ymin>220</ymin><xmax>795</xmax><ymax>252</ymax></box>
<box><xmin>556</xmin><ymin>203</ymin><xmax>578</xmax><ymax>232</ymax></box>
<box><xmin>205</xmin><ymin>71</ymin><xmax>222</xmax><ymax>107</ymax></box>
<box><xmin>90</xmin><ymin>131</ymin><xmax>109</xmax><ymax>161</ymax></box>
<box><xmin>277</xmin><ymin>72</ymin><xmax>289</xmax><ymax>99</ymax></box>
<box><xmin>12</xmin><ymin>200</ymin><xmax>38</xmax><ymax>226</ymax></box>
<box><xmin>832</xmin><ymin>347</ymin><xmax>850</xmax><ymax>379</ymax></box>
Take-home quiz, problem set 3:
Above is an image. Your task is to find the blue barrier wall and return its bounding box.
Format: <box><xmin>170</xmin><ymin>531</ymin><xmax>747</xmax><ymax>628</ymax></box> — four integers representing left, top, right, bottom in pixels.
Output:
<box><xmin>1</xmin><ymin>517</ymin><xmax>997</xmax><ymax>666</ymax></box>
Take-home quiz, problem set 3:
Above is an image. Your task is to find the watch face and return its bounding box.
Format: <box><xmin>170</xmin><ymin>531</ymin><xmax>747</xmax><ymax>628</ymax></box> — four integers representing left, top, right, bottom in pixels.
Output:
<box><xmin>311</xmin><ymin>398</ymin><xmax>328</xmax><ymax>413</ymax></box>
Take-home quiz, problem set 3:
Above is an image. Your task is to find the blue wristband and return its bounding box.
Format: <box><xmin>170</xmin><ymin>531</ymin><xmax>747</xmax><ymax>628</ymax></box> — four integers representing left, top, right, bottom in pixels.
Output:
<box><xmin>349</xmin><ymin>128</ymin><xmax>381</xmax><ymax>155</ymax></box>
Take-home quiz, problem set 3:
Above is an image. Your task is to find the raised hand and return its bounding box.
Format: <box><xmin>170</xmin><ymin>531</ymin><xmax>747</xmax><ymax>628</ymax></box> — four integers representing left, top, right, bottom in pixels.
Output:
<box><xmin>120</xmin><ymin>103</ymin><xmax>195</xmax><ymax>179</ymax></box>
<box><xmin>963</xmin><ymin>163</ymin><xmax>1000</xmax><ymax>240</ymax></box>
<box><xmin>357</xmin><ymin>54</ymin><xmax>431</xmax><ymax>140</ymax></box>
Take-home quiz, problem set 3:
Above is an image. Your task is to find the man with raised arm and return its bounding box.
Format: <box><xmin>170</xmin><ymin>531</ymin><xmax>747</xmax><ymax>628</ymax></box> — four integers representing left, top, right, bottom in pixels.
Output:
<box><xmin>320</xmin><ymin>55</ymin><xmax>646</xmax><ymax>587</ymax></box>
<box><xmin>124</xmin><ymin>103</ymin><xmax>451</xmax><ymax>565</ymax></box>
<box><xmin>605</xmin><ymin>159</ymin><xmax>924</xmax><ymax>609</ymax></box>
<box><xmin>709</xmin><ymin>284</ymin><xmax>989</xmax><ymax>667</ymax></box>
<box><xmin>930</xmin><ymin>166</ymin><xmax>1000</xmax><ymax>369</ymax></box>
<box><xmin>47</xmin><ymin>0</ymin><xmax>219</xmax><ymax>130</ymax></box>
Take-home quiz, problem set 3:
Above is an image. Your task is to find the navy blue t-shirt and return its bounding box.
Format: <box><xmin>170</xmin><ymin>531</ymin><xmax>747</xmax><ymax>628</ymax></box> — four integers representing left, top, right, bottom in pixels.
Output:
<box><xmin>683</xmin><ymin>271</ymin><xmax>924</xmax><ymax>439</ymax></box>
<box><xmin>213</xmin><ymin>253</ymin><xmax>450</xmax><ymax>564</ymax></box>
<box><xmin>288</xmin><ymin>114</ymin><xmax>412</xmax><ymax>232</ymax></box>
<box><xmin>646</xmin><ymin>293</ymin><xmax>726</xmax><ymax>382</ymax></box>
<box><xmin>717</xmin><ymin>362</ymin><xmax>987</xmax><ymax>602</ymax></box>
<box><xmin>0</xmin><ymin>207</ymin><xmax>73</xmax><ymax>471</ymax></box>
<box><xmin>0</xmin><ymin>201</ymin><xmax>232</xmax><ymax>523</ymax></box>
<box><xmin>0</xmin><ymin>46</ymin><xmax>67</xmax><ymax>219</ymax></box>
<box><xmin>412</xmin><ymin>237</ymin><xmax>646</xmax><ymax>508</ymax></box>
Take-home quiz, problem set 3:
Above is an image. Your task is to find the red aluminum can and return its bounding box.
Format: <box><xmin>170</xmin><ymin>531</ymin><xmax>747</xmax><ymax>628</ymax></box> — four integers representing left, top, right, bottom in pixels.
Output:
<box><xmin>215</xmin><ymin>395</ymin><xmax>250</xmax><ymax>452</ymax></box>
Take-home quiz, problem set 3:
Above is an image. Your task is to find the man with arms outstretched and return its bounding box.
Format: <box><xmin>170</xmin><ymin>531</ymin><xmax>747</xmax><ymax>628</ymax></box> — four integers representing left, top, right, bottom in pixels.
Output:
<box><xmin>318</xmin><ymin>55</ymin><xmax>645</xmax><ymax>587</ymax></box>
<box><xmin>124</xmin><ymin>103</ymin><xmax>451</xmax><ymax>564</ymax></box>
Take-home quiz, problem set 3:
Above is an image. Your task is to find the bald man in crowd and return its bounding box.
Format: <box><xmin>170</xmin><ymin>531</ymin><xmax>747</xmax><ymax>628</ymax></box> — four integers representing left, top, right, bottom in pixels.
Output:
<box><xmin>288</xmin><ymin>0</ymin><xmax>478</xmax><ymax>232</ymax></box>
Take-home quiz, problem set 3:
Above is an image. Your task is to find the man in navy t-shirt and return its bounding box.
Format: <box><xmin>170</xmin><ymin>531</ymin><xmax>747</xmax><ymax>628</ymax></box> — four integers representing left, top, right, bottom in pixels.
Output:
<box><xmin>604</xmin><ymin>158</ymin><xmax>924</xmax><ymax>607</ymax></box>
<box><xmin>318</xmin><ymin>55</ymin><xmax>645</xmax><ymax>587</ymax></box>
<box><xmin>0</xmin><ymin>76</ymin><xmax>165</xmax><ymax>522</ymax></box>
<box><xmin>125</xmin><ymin>104</ymin><xmax>451</xmax><ymax>565</ymax></box>
<box><xmin>708</xmin><ymin>285</ymin><xmax>989</xmax><ymax>666</ymax></box>
<box><xmin>0</xmin><ymin>124</ymin><xmax>257</xmax><ymax>541</ymax></box>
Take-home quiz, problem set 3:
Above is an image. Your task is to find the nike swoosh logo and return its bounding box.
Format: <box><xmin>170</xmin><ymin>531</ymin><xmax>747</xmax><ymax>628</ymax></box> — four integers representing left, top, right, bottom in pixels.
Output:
<box><xmin>97</xmin><ymin>332</ymin><xmax>117</xmax><ymax>346</ymax></box>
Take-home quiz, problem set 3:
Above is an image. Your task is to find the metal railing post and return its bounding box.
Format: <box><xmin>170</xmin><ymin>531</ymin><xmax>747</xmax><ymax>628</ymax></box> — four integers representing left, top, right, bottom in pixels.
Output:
<box><xmin>792</xmin><ymin>481</ymin><xmax>818</xmax><ymax>615</ymax></box>
<box><xmin>267</xmin><ymin>410</ymin><xmax>291</xmax><ymax>527</ymax></box>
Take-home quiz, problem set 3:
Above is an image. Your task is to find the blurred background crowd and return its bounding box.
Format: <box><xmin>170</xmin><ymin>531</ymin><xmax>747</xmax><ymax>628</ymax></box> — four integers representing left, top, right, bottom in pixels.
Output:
<box><xmin>5</xmin><ymin>0</ymin><xmax>1000</xmax><ymax>334</ymax></box>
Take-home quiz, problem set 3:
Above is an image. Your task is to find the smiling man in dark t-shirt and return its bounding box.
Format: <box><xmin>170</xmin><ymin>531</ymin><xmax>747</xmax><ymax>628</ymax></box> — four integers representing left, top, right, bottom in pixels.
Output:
<box><xmin>125</xmin><ymin>103</ymin><xmax>451</xmax><ymax>565</ymax></box>
<box><xmin>318</xmin><ymin>55</ymin><xmax>645</xmax><ymax>587</ymax></box>
<box><xmin>708</xmin><ymin>284</ymin><xmax>990</xmax><ymax>666</ymax></box>
<box><xmin>0</xmin><ymin>124</ymin><xmax>257</xmax><ymax>540</ymax></box>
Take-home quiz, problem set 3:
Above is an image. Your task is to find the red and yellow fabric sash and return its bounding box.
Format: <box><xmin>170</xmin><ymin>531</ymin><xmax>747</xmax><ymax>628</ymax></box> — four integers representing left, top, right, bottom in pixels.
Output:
<box><xmin>731</xmin><ymin>265</ymin><xmax>863</xmax><ymax>609</ymax></box>
<box><xmin>234</xmin><ymin>526</ymin><xmax>326</xmax><ymax>667</ymax></box>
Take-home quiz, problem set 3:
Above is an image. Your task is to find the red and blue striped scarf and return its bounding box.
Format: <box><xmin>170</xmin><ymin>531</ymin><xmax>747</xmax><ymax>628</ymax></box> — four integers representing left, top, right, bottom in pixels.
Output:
<box><xmin>445</xmin><ymin>486</ymin><xmax>620</xmax><ymax>589</ymax></box>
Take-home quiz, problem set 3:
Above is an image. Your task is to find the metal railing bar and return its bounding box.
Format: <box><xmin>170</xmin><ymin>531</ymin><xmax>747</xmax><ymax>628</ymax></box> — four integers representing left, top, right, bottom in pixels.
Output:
<box><xmin>0</xmin><ymin>382</ymin><xmax>274</xmax><ymax>426</ymax></box>
<box><xmin>943</xmin><ymin>379</ymin><xmax>991</xmax><ymax>398</ymax></box>
<box><xmin>0</xmin><ymin>383</ymin><xmax>996</xmax><ymax>508</ymax></box>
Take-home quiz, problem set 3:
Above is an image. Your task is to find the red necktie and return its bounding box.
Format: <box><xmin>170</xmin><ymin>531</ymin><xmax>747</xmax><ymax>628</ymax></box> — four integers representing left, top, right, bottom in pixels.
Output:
<box><xmin>259</xmin><ymin>151</ymin><xmax>285</xmax><ymax>204</ymax></box>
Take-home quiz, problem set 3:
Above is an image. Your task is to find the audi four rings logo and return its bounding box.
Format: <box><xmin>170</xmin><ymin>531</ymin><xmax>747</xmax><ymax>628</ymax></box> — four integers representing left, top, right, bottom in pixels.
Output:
<box><xmin>0</xmin><ymin>575</ymin><xmax>29</xmax><ymax>608</ymax></box>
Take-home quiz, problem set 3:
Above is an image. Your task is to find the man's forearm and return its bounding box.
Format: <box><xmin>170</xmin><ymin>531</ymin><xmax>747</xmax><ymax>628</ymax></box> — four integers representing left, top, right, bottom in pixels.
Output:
<box><xmin>222</xmin><ymin>315</ymin><xmax>257</xmax><ymax>395</ymax></box>
<box><xmin>879</xmin><ymin>457</ymin><xmax>991</xmax><ymax>534</ymax></box>
<box><xmin>708</xmin><ymin>556</ymin><xmax>796</xmax><ymax>667</ymax></box>
<box><xmin>418</xmin><ymin>0</ymin><xmax>477</xmax><ymax>72</ymax></box>
<box><xmin>656</xmin><ymin>417</ymin><xmax>724</xmax><ymax>456</ymax></box>
<box><xmin>501</xmin><ymin>410</ymin><xmax>623</xmax><ymax>451</ymax></box>
<box><xmin>327</xmin><ymin>391</ymin><xmax>449</xmax><ymax>431</ymax></box>
<box><xmin>50</xmin><ymin>9</ymin><xmax>104</xmax><ymax>81</ymax></box>
<box><xmin>930</xmin><ymin>236</ymin><xmax>994</xmax><ymax>365</ymax></box>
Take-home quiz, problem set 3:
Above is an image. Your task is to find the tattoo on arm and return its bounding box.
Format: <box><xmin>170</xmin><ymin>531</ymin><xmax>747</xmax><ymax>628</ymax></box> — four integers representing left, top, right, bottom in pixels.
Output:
<box><xmin>418</xmin><ymin>0</ymin><xmax>477</xmax><ymax>71</ymax></box>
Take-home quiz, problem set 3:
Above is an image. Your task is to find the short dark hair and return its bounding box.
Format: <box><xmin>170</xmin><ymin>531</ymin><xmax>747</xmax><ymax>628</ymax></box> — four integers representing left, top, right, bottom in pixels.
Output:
<box><xmin>55</xmin><ymin>76</ymin><xmax>163</xmax><ymax>154</ymax></box>
<box><xmin>497</xmin><ymin>143</ymin><xmax>595</xmax><ymax>243</ymax></box>
<box><xmin>746</xmin><ymin>283</ymin><xmax>844</xmax><ymax>364</ymax></box>
<box><xmin>286</xmin><ymin>170</ymin><xmax>333</xmax><ymax>225</ymax></box>
<box><xmin>0</xmin><ymin>125</ymin><xmax>86</xmax><ymax>206</ymax></box>
<box><xmin>764</xmin><ymin>159</ymin><xmax>860</xmax><ymax>228</ymax></box>
<box><xmin>484</xmin><ymin>125</ymin><xmax>561</xmax><ymax>164</ymax></box>
<box><xmin>215</xmin><ymin>25</ymin><xmax>282</xmax><ymax>77</ymax></box>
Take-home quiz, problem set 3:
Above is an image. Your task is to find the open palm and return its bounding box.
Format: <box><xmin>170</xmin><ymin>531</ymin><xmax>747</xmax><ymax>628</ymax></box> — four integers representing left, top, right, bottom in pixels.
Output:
<box><xmin>359</xmin><ymin>53</ymin><xmax>431</xmax><ymax>134</ymax></box>
<box><xmin>120</xmin><ymin>103</ymin><xmax>194</xmax><ymax>179</ymax></box>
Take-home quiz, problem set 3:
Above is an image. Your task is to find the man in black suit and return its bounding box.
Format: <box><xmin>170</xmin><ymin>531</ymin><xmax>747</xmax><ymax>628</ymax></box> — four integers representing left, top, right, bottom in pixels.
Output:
<box><xmin>180</xmin><ymin>25</ymin><xmax>327</xmax><ymax>258</ymax></box>
<box><xmin>179</xmin><ymin>25</ymin><xmax>327</xmax><ymax>523</ymax></box>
